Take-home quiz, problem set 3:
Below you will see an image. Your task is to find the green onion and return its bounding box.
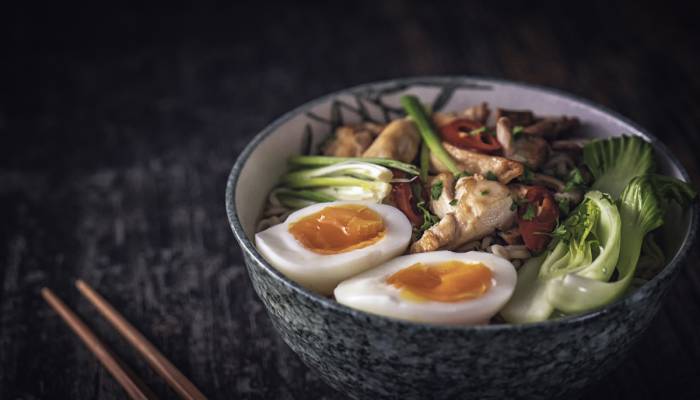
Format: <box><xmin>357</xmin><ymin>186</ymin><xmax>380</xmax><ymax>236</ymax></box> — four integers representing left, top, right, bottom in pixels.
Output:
<box><xmin>485</xmin><ymin>171</ymin><xmax>498</xmax><ymax>181</ymax></box>
<box><xmin>283</xmin><ymin>161</ymin><xmax>392</xmax><ymax>183</ymax></box>
<box><xmin>400</xmin><ymin>95</ymin><xmax>460</xmax><ymax>175</ymax></box>
<box><xmin>449</xmin><ymin>199</ymin><xmax>458</xmax><ymax>206</ymax></box>
<box><xmin>512</xmin><ymin>125</ymin><xmax>524</xmax><ymax>139</ymax></box>
<box><xmin>469</xmin><ymin>126</ymin><xmax>487</xmax><ymax>136</ymax></box>
<box><xmin>289</xmin><ymin>155</ymin><xmax>419</xmax><ymax>176</ymax></box>
<box><xmin>273</xmin><ymin>188</ymin><xmax>336</xmax><ymax>203</ymax></box>
<box><xmin>420</xmin><ymin>142</ymin><xmax>430</xmax><ymax>182</ymax></box>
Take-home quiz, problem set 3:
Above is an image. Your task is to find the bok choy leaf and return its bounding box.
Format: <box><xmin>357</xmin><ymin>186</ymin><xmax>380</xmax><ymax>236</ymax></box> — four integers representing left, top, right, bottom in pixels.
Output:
<box><xmin>583</xmin><ymin>135</ymin><xmax>654</xmax><ymax>199</ymax></box>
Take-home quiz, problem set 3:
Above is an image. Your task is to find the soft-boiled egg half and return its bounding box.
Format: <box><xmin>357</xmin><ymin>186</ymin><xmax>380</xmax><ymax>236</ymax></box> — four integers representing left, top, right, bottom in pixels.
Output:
<box><xmin>255</xmin><ymin>201</ymin><xmax>412</xmax><ymax>295</ymax></box>
<box><xmin>334</xmin><ymin>251</ymin><xmax>517</xmax><ymax>325</ymax></box>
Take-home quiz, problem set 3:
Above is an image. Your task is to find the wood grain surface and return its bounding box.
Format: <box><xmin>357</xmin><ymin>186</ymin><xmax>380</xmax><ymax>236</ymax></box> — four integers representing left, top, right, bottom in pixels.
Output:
<box><xmin>2</xmin><ymin>2</ymin><xmax>699</xmax><ymax>399</ymax></box>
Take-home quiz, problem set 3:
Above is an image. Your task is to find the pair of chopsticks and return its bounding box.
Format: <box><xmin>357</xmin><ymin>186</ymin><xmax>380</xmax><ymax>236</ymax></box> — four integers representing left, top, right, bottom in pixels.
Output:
<box><xmin>42</xmin><ymin>280</ymin><xmax>207</xmax><ymax>400</ymax></box>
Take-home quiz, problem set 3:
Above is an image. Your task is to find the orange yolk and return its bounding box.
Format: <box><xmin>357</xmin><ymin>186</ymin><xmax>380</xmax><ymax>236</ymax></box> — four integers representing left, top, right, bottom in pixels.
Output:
<box><xmin>387</xmin><ymin>261</ymin><xmax>492</xmax><ymax>302</ymax></box>
<box><xmin>288</xmin><ymin>204</ymin><xmax>386</xmax><ymax>254</ymax></box>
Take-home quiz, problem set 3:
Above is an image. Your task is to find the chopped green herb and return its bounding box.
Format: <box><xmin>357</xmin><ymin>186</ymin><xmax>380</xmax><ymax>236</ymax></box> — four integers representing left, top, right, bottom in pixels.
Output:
<box><xmin>431</xmin><ymin>180</ymin><xmax>444</xmax><ymax>200</ymax></box>
<box><xmin>449</xmin><ymin>198</ymin><xmax>458</xmax><ymax>206</ymax></box>
<box><xmin>563</xmin><ymin>167</ymin><xmax>585</xmax><ymax>192</ymax></box>
<box><xmin>510</xmin><ymin>199</ymin><xmax>518</xmax><ymax>211</ymax></box>
<box><xmin>519</xmin><ymin>167</ymin><xmax>534</xmax><ymax>184</ymax></box>
<box><xmin>416</xmin><ymin>200</ymin><xmax>440</xmax><ymax>237</ymax></box>
<box><xmin>481</xmin><ymin>190</ymin><xmax>490</xmax><ymax>196</ymax></box>
<box><xmin>469</xmin><ymin>126</ymin><xmax>487</xmax><ymax>136</ymax></box>
<box><xmin>557</xmin><ymin>197</ymin><xmax>571</xmax><ymax>215</ymax></box>
<box><xmin>455</xmin><ymin>171</ymin><xmax>473</xmax><ymax>180</ymax></box>
<box><xmin>522</xmin><ymin>204</ymin><xmax>537</xmax><ymax>221</ymax></box>
<box><xmin>513</xmin><ymin>125</ymin><xmax>524</xmax><ymax>139</ymax></box>
<box><xmin>485</xmin><ymin>171</ymin><xmax>498</xmax><ymax>181</ymax></box>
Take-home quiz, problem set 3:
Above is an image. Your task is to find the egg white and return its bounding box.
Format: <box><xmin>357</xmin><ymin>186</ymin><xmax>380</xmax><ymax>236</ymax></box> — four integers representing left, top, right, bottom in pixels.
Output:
<box><xmin>255</xmin><ymin>201</ymin><xmax>412</xmax><ymax>295</ymax></box>
<box><xmin>334</xmin><ymin>251</ymin><xmax>517</xmax><ymax>325</ymax></box>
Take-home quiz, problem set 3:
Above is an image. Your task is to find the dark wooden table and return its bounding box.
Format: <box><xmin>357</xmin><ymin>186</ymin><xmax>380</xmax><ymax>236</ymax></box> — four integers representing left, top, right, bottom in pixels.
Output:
<box><xmin>2</xmin><ymin>2</ymin><xmax>699</xmax><ymax>399</ymax></box>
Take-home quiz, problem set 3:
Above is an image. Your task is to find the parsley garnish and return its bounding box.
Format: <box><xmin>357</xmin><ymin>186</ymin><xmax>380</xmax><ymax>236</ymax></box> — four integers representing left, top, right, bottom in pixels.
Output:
<box><xmin>510</xmin><ymin>199</ymin><xmax>518</xmax><ymax>211</ymax></box>
<box><xmin>469</xmin><ymin>126</ymin><xmax>487</xmax><ymax>136</ymax></box>
<box><xmin>480</xmin><ymin>190</ymin><xmax>490</xmax><ymax>196</ymax></box>
<box><xmin>513</xmin><ymin>125</ymin><xmax>524</xmax><ymax>139</ymax></box>
<box><xmin>485</xmin><ymin>171</ymin><xmax>498</xmax><ymax>181</ymax></box>
<box><xmin>519</xmin><ymin>167</ymin><xmax>534</xmax><ymax>184</ymax></box>
<box><xmin>431</xmin><ymin>180</ymin><xmax>443</xmax><ymax>200</ymax></box>
<box><xmin>449</xmin><ymin>199</ymin><xmax>458</xmax><ymax>206</ymax></box>
<box><xmin>563</xmin><ymin>168</ymin><xmax>585</xmax><ymax>192</ymax></box>
<box><xmin>557</xmin><ymin>197</ymin><xmax>570</xmax><ymax>215</ymax></box>
<box><xmin>415</xmin><ymin>200</ymin><xmax>440</xmax><ymax>238</ymax></box>
<box><xmin>455</xmin><ymin>170</ymin><xmax>473</xmax><ymax>180</ymax></box>
<box><xmin>522</xmin><ymin>204</ymin><xmax>537</xmax><ymax>221</ymax></box>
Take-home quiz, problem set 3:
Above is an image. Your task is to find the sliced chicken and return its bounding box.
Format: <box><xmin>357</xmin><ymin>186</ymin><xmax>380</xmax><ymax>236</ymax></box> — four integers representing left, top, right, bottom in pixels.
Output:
<box><xmin>362</xmin><ymin>118</ymin><xmax>420</xmax><ymax>163</ymax></box>
<box><xmin>411</xmin><ymin>175</ymin><xmax>516</xmax><ymax>253</ymax></box>
<box><xmin>321</xmin><ymin>123</ymin><xmax>383</xmax><ymax>157</ymax></box>
<box><xmin>430</xmin><ymin>142</ymin><xmax>524</xmax><ymax>183</ymax></box>
<box><xmin>428</xmin><ymin>173</ymin><xmax>456</xmax><ymax>218</ymax></box>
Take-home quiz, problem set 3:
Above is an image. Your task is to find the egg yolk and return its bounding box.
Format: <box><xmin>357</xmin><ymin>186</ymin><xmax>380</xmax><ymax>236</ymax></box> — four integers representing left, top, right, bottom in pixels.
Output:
<box><xmin>386</xmin><ymin>261</ymin><xmax>492</xmax><ymax>302</ymax></box>
<box><xmin>288</xmin><ymin>204</ymin><xmax>386</xmax><ymax>254</ymax></box>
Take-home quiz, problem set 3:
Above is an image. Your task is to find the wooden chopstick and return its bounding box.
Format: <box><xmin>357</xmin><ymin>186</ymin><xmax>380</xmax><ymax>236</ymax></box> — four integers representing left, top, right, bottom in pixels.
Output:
<box><xmin>41</xmin><ymin>288</ymin><xmax>158</xmax><ymax>400</ymax></box>
<box><xmin>75</xmin><ymin>280</ymin><xmax>207</xmax><ymax>400</ymax></box>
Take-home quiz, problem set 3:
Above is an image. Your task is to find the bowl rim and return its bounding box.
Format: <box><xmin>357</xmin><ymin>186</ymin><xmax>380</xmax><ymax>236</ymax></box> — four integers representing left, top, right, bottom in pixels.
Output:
<box><xmin>226</xmin><ymin>75</ymin><xmax>699</xmax><ymax>332</ymax></box>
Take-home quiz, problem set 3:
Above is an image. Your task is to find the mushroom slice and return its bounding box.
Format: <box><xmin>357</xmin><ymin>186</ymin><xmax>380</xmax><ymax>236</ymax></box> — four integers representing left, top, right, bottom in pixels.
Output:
<box><xmin>362</xmin><ymin>118</ymin><xmax>420</xmax><ymax>163</ymax></box>
<box><xmin>496</xmin><ymin>117</ymin><xmax>514</xmax><ymax>157</ymax></box>
<box><xmin>523</xmin><ymin>116</ymin><xmax>580</xmax><ymax>138</ymax></box>
<box><xmin>509</xmin><ymin>136</ymin><xmax>550</xmax><ymax>170</ymax></box>
<box><xmin>430</xmin><ymin>142</ymin><xmax>524</xmax><ymax>184</ymax></box>
<box><xmin>551</xmin><ymin>138</ymin><xmax>590</xmax><ymax>152</ymax></box>
<box><xmin>495</xmin><ymin>108</ymin><xmax>535</xmax><ymax>127</ymax></box>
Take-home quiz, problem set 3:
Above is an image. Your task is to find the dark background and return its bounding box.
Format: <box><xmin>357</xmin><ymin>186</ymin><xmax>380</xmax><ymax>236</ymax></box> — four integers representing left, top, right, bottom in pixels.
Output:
<box><xmin>2</xmin><ymin>1</ymin><xmax>700</xmax><ymax>399</ymax></box>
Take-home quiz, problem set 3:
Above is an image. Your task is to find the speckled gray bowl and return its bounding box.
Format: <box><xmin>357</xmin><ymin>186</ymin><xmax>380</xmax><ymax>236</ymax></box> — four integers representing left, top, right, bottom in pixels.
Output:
<box><xmin>226</xmin><ymin>77</ymin><xmax>698</xmax><ymax>400</ymax></box>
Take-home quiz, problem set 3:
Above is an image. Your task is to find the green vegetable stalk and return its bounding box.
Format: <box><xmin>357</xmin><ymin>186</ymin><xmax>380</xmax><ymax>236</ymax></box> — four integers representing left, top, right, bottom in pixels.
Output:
<box><xmin>547</xmin><ymin>174</ymin><xmax>695</xmax><ymax>313</ymax></box>
<box><xmin>280</xmin><ymin>161</ymin><xmax>393</xmax><ymax>203</ymax></box>
<box><xmin>289</xmin><ymin>155</ymin><xmax>420</xmax><ymax>176</ymax></box>
<box><xmin>420</xmin><ymin>142</ymin><xmax>430</xmax><ymax>182</ymax></box>
<box><xmin>400</xmin><ymin>95</ymin><xmax>460</xmax><ymax>175</ymax></box>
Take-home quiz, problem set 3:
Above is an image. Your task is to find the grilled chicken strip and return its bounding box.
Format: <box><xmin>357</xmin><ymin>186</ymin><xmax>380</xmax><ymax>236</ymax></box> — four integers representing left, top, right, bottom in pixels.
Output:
<box><xmin>428</xmin><ymin>173</ymin><xmax>456</xmax><ymax>218</ymax></box>
<box><xmin>321</xmin><ymin>123</ymin><xmax>384</xmax><ymax>157</ymax></box>
<box><xmin>430</xmin><ymin>142</ymin><xmax>524</xmax><ymax>183</ymax></box>
<box><xmin>362</xmin><ymin>118</ymin><xmax>420</xmax><ymax>163</ymax></box>
<box><xmin>411</xmin><ymin>174</ymin><xmax>516</xmax><ymax>253</ymax></box>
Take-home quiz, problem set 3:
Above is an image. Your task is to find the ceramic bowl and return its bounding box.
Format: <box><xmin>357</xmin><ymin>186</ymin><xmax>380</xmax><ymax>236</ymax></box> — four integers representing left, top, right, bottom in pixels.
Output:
<box><xmin>226</xmin><ymin>77</ymin><xmax>698</xmax><ymax>400</ymax></box>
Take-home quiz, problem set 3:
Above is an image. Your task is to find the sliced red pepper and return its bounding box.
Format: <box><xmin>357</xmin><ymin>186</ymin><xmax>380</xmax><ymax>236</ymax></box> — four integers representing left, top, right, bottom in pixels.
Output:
<box><xmin>391</xmin><ymin>171</ymin><xmax>423</xmax><ymax>226</ymax></box>
<box><xmin>517</xmin><ymin>186</ymin><xmax>560</xmax><ymax>253</ymax></box>
<box><xmin>439</xmin><ymin>118</ymin><xmax>502</xmax><ymax>153</ymax></box>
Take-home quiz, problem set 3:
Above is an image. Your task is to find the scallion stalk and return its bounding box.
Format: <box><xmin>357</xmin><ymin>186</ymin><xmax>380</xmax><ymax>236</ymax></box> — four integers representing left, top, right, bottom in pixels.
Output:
<box><xmin>420</xmin><ymin>141</ymin><xmax>430</xmax><ymax>182</ymax></box>
<box><xmin>289</xmin><ymin>155</ymin><xmax>419</xmax><ymax>176</ymax></box>
<box><xmin>400</xmin><ymin>95</ymin><xmax>460</xmax><ymax>175</ymax></box>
